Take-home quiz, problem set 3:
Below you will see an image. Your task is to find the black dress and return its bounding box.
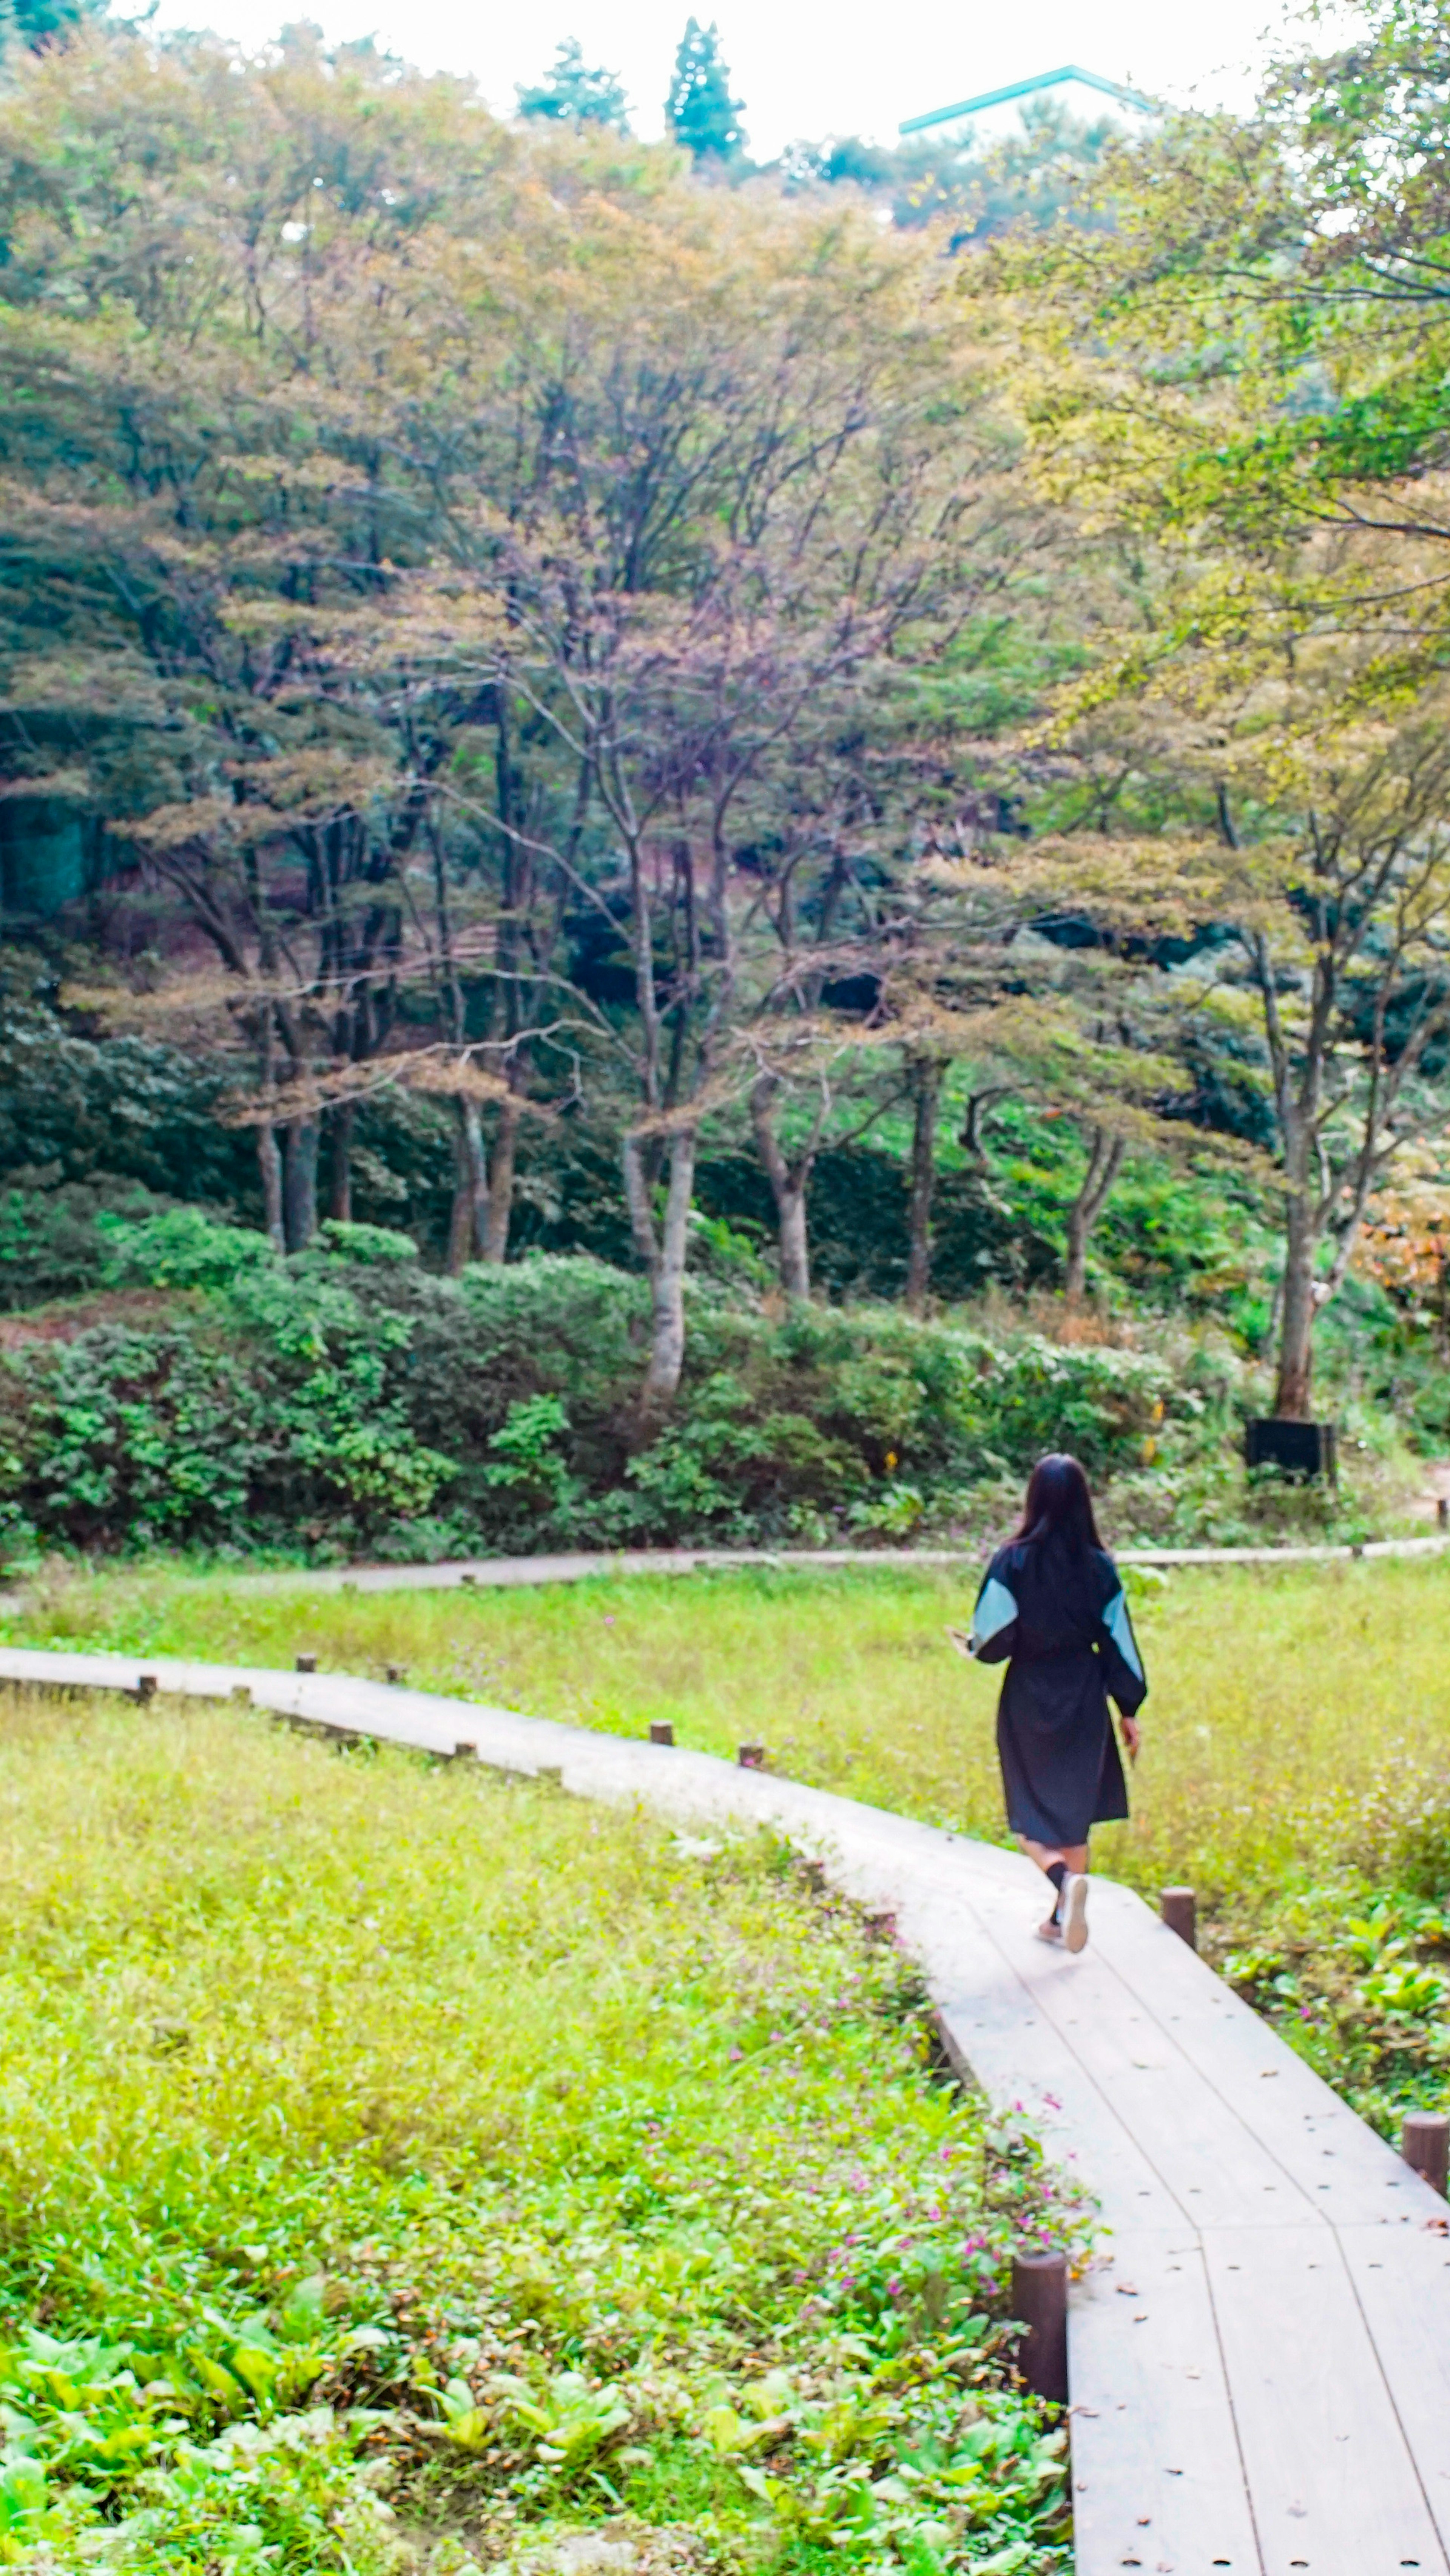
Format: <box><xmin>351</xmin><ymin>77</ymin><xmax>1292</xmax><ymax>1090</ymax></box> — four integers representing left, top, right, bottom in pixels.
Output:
<box><xmin>969</xmin><ymin>1533</ymin><xmax>1148</xmax><ymax>1847</ymax></box>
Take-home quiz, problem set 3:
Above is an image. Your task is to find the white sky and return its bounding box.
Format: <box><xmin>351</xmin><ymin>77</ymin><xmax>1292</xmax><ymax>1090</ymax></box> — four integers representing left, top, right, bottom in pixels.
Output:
<box><xmin>150</xmin><ymin>0</ymin><xmax>1328</xmax><ymax>159</ymax></box>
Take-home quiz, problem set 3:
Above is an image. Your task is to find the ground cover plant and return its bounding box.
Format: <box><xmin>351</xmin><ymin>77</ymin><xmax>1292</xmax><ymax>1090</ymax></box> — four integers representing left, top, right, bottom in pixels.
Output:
<box><xmin>12</xmin><ymin>1557</ymin><xmax>1450</xmax><ymax>2150</ymax></box>
<box><xmin>0</xmin><ymin>1684</ymin><xmax>1075</xmax><ymax>2575</ymax></box>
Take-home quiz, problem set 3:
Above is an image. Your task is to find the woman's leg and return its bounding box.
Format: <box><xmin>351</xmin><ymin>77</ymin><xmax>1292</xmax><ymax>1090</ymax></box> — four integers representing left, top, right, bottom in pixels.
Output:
<box><xmin>1020</xmin><ymin>1837</ymin><xmax>1089</xmax><ymax>1880</ymax></box>
<box><xmin>1019</xmin><ymin>1838</ymin><xmax>1089</xmax><ymax>1939</ymax></box>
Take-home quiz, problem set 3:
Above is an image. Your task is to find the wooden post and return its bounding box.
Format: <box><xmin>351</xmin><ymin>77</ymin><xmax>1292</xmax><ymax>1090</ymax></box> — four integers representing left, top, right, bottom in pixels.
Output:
<box><xmin>386</xmin><ymin>1665</ymin><xmax>405</xmax><ymax>1686</ymax></box>
<box><xmin>295</xmin><ymin>1653</ymin><xmax>317</xmax><ymax>1673</ymax></box>
<box><xmin>650</xmin><ymin>1720</ymin><xmax>675</xmax><ymax>1746</ymax></box>
<box><xmin>1011</xmin><ymin>2248</ymin><xmax>1068</xmax><ymax>2403</ymax></box>
<box><xmin>1161</xmin><ymin>1886</ymin><xmax>1197</xmax><ymax>1950</ymax></box>
<box><xmin>1402</xmin><ymin>2111</ymin><xmax>1450</xmax><ymax>2197</ymax></box>
<box><xmin>1439</xmin><ymin>1496</ymin><xmax>1448</xmax><ymax>1532</ymax></box>
<box><xmin>136</xmin><ymin>1674</ymin><xmax>157</xmax><ymax>1702</ymax></box>
<box><xmin>737</xmin><ymin>1742</ymin><xmax>765</xmax><ymax>1769</ymax></box>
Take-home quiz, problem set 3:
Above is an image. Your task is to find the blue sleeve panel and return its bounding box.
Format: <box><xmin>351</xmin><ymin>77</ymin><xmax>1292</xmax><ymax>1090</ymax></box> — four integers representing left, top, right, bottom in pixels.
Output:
<box><xmin>1098</xmin><ymin>1582</ymin><xmax>1148</xmax><ymax>1714</ymax></box>
<box><xmin>1102</xmin><ymin>1588</ymin><xmax>1144</xmax><ymax>1682</ymax></box>
<box><xmin>970</xmin><ymin>1574</ymin><xmax>1019</xmax><ymax>1656</ymax></box>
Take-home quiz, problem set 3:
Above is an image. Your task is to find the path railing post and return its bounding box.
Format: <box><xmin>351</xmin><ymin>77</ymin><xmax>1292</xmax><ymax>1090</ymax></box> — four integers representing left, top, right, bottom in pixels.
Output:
<box><xmin>1160</xmin><ymin>1886</ymin><xmax>1197</xmax><ymax>1949</ymax></box>
<box><xmin>1402</xmin><ymin>2111</ymin><xmax>1449</xmax><ymax>2196</ymax></box>
<box><xmin>649</xmin><ymin>1721</ymin><xmax>675</xmax><ymax>1745</ymax></box>
<box><xmin>1010</xmin><ymin>2248</ymin><xmax>1068</xmax><ymax>2403</ymax></box>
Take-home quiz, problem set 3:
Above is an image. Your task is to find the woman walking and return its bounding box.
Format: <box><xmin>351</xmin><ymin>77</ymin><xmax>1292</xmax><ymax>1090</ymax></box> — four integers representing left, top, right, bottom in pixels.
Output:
<box><xmin>963</xmin><ymin>1454</ymin><xmax>1146</xmax><ymax>1952</ymax></box>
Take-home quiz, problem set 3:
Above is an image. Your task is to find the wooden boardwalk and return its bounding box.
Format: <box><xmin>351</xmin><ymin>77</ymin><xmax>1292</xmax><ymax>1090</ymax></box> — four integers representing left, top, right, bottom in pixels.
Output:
<box><xmin>208</xmin><ymin>1536</ymin><xmax>1450</xmax><ymax>1595</ymax></box>
<box><xmin>1</xmin><ymin>1642</ymin><xmax>1447</xmax><ymax>2573</ymax></box>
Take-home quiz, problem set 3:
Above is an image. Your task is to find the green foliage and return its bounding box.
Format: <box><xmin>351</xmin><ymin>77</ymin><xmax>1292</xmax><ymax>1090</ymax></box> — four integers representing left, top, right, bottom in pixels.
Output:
<box><xmin>665</xmin><ymin>18</ymin><xmax>746</xmax><ymax>161</ymax></box>
<box><xmin>516</xmin><ymin>37</ymin><xmax>629</xmax><ymax>128</ymax></box>
<box><xmin>99</xmin><ymin>1205</ymin><xmax>276</xmax><ymax>1292</ymax></box>
<box><xmin>0</xmin><ymin>981</ymin><xmax>257</xmax><ymax>1223</ymax></box>
<box><xmin>0</xmin><ymin>1689</ymin><xmax>1073</xmax><ymax>2570</ymax></box>
<box><xmin>0</xmin><ymin>1224</ymin><xmax>1205</xmax><ymax>1564</ymax></box>
<box><xmin>0</xmin><ymin>1179</ymin><xmax>172</xmax><ymax>1313</ymax></box>
<box><xmin>3</xmin><ymin>0</ymin><xmax>99</xmax><ymax>58</ymax></box>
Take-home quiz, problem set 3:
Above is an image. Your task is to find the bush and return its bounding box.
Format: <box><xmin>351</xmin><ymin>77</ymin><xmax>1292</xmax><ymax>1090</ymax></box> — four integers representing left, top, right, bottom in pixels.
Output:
<box><xmin>0</xmin><ymin>1213</ymin><xmax>1203</xmax><ymax>1564</ymax></box>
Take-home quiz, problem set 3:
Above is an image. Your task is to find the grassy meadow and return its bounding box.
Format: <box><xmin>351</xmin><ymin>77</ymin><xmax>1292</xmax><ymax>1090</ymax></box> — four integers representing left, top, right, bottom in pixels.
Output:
<box><xmin>13</xmin><ymin>1553</ymin><xmax>1450</xmax><ymax>1906</ymax></box>
<box><xmin>8</xmin><ymin>1554</ymin><xmax>1450</xmax><ymax>2139</ymax></box>
<box><xmin>0</xmin><ymin>1685</ymin><xmax>1073</xmax><ymax>2574</ymax></box>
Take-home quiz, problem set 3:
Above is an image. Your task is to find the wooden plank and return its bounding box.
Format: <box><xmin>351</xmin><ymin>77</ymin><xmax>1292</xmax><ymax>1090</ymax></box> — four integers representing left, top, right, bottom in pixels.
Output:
<box><xmin>970</xmin><ymin>1906</ymin><xmax>1327</xmax><ymax>2231</ymax></box>
<box><xmin>1087</xmin><ymin>1881</ymin><xmax>1448</xmax><ymax>2226</ymax></box>
<box><xmin>1069</xmin><ymin>2229</ymin><xmax>1261</xmax><ymax>2575</ymax></box>
<box><xmin>1206</xmin><ymin>2226</ymin><xmax>1449</xmax><ymax>2573</ymax></box>
<box><xmin>1339</xmin><ymin>2225</ymin><xmax>1450</xmax><ymax>2560</ymax></box>
<box><xmin>924</xmin><ymin>1918</ymin><xmax>1191</xmax><ymax>2232</ymax></box>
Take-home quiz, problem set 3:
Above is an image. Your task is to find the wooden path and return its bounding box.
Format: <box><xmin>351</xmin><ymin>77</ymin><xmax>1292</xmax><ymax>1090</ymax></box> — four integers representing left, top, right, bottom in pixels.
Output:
<box><xmin>211</xmin><ymin>1536</ymin><xmax>1450</xmax><ymax>1595</ymax></box>
<box><xmin>1</xmin><ymin>1642</ymin><xmax>1447</xmax><ymax>2574</ymax></box>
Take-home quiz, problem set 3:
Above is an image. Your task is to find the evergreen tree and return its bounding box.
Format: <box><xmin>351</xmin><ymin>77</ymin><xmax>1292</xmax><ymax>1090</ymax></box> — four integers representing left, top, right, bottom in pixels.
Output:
<box><xmin>2</xmin><ymin>0</ymin><xmax>97</xmax><ymax>54</ymax></box>
<box><xmin>516</xmin><ymin>37</ymin><xmax>628</xmax><ymax>129</ymax></box>
<box><xmin>666</xmin><ymin>18</ymin><xmax>746</xmax><ymax>162</ymax></box>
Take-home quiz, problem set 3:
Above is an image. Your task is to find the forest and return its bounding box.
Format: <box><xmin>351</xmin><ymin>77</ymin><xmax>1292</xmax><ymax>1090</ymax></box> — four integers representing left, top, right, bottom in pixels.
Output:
<box><xmin>2</xmin><ymin>2</ymin><xmax>1450</xmax><ymax>1561</ymax></box>
<box><xmin>4</xmin><ymin>11</ymin><xmax>1450</xmax><ymax>2568</ymax></box>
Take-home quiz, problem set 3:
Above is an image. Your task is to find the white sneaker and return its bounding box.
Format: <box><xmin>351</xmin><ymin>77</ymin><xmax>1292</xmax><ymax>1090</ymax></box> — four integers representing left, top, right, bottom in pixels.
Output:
<box><xmin>1061</xmin><ymin>1873</ymin><xmax>1090</xmax><ymax>1954</ymax></box>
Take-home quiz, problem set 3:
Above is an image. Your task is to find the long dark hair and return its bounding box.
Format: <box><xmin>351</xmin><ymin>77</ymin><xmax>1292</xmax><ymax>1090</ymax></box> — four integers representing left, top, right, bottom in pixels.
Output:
<box><xmin>1013</xmin><ymin>1452</ymin><xmax>1103</xmax><ymax>1554</ymax></box>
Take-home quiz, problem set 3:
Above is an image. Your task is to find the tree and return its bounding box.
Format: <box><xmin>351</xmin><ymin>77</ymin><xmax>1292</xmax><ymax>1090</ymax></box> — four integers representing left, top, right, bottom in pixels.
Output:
<box><xmin>1018</xmin><ymin>675</ymin><xmax>1450</xmax><ymax>1413</ymax></box>
<box><xmin>516</xmin><ymin>38</ymin><xmax>628</xmax><ymax>130</ymax></box>
<box><xmin>3</xmin><ymin>0</ymin><xmax>97</xmax><ymax>56</ymax></box>
<box><xmin>665</xmin><ymin>19</ymin><xmax>746</xmax><ymax>163</ymax></box>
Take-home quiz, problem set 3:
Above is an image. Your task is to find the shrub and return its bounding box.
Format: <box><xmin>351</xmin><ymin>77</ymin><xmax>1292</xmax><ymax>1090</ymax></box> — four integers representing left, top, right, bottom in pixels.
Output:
<box><xmin>0</xmin><ymin>1215</ymin><xmax>1243</xmax><ymax>1565</ymax></box>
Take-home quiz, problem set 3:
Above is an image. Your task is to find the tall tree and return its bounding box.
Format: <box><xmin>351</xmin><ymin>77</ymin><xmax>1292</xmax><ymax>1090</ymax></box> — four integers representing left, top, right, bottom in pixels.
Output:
<box><xmin>666</xmin><ymin>19</ymin><xmax>746</xmax><ymax>162</ymax></box>
<box><xmin>517</xmin><ymin>38</ymin><xmax>628</xmax><ymax>129</ymax></box>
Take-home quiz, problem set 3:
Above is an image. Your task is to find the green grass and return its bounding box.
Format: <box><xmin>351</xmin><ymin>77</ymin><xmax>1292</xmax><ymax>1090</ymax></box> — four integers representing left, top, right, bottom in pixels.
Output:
<box><xmin>11</xmin><ymin>1554</ymin><xmax>1450</xmax><ymax>2141</ymax></box>
<box><xmin>17</xmin><ymin>1555</ymin><xmax>1450</xmax><ymax>1902</ymax></box>
<box><xmin>0</xmin><ymin>1687</ymin><xmax>1072</xmax><ymax>2574</ymax></box>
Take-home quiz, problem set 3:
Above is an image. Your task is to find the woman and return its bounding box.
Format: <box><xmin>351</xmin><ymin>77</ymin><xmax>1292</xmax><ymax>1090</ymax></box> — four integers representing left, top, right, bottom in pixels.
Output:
<box><xmin>959</xmin><ymin>1453</ymin><xmax>1146</xmax><ymax>1953</ymax></box>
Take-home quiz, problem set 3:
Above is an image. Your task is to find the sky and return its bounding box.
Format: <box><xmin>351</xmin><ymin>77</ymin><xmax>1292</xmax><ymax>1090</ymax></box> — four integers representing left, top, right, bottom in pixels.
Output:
<box><xmin>150</xmin><ymin>0</ymin><xmax>1313</xmax><ymax>160</ymax></box>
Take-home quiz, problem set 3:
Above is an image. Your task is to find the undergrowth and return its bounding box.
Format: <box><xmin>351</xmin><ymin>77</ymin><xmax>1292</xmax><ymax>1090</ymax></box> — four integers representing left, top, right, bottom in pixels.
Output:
<box><xmin>0</xmin><ymin>1689</ymin><xmax>1078</xmax><ymax>2574</ymax></box>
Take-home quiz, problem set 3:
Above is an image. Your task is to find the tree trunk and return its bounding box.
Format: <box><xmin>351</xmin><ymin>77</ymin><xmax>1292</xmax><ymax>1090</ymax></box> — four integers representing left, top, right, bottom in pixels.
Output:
<box><xmin>446</xmin><ymin>1097</ymin><xmax>489</xmax><ymax>1276</ymax></box>
<box><xmin>776</xmin><ymin>1185</ymin><xmax>810</xmax><ymax>1301</ymax></box>
<box><xmin>327</xmin><ymin>1100</ymin><xmax>354</xmax><ymax>1224</ymax></box>
<box><xmin>282</xmin><ymin>1119</ymin><xmax>320</xmax><ymax>1252</ymax></box>
<box><xmin>483</xmin><ymin>1094</ymin><xmax>520</xmax><ymax>1266</ymax></box>
<box><xmin>1064</xmin><ymin>1128</ymin><xmax>1126</xmax><ymax>1306</ymax></box>
<box><xmin>751</xmin><ymin>1074</ymin><xmax>812</xmax><ymax>1300</ymax></box>
<box><xmin>623</xmin><ymin>1125</ymin><xmax>697</xmax><ymax>1408</ymax></box>
<box><xmin>646</xmin><ymin>1131</ymin><xmax>696</xmax><ymax>1403</ymax></box>
<box><xmin>257</xmin><ymin>1123</ymin><xmax>285</xmax><ymax>1252</ymax></box>
<box><xmin>1273</xmin><ymin>1197</ymin><xmax>1318</xmax><ymax>1419</ymax></box>
<box><xmin>905</xmin><ymin>1058</ymin><xmax>943</xmax><ymax>1312</ymax></box>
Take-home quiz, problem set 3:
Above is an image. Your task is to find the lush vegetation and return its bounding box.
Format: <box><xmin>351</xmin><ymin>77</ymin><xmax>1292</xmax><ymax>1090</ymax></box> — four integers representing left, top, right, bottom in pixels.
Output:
<box><xmin>14</xmin><ymin>1556</ymin><xmax>1448</xmax><ymax>2147</ymax></box>
<box><xmin>3</xmin><ymin>6</ymin><xmax>1450</xmax><ymax>1456</ymax></box>
<box><xmin>0</xmin><ymin>1682</ymin><xmax>1077</xmax><ymax>2573</ymax></box>
<box><xmin>0</xmin><ymin>1206</ymin><xmax>1431</xmax><ymax>1572</ymax></box>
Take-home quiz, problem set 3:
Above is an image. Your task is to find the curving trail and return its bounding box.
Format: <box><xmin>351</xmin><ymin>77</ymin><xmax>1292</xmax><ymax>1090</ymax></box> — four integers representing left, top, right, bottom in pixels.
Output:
<box><xmin>0</xmin><ymin>1642</ymin><xmax>1447</xmax><ymax>2574</ymax></box>
<box><xmin>210</xmin><ymin>1536</ymin><xmax>1450</xmax><ymax>1596</ymax></box>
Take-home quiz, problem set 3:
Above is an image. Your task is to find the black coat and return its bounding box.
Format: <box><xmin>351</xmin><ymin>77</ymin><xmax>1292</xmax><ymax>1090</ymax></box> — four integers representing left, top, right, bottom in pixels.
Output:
<box><xmin>969</xmin><ymin>1533</ymin><xmax>1148</xmax><ymax>1847</ymax></box>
